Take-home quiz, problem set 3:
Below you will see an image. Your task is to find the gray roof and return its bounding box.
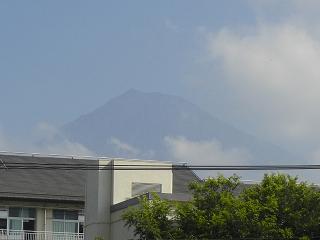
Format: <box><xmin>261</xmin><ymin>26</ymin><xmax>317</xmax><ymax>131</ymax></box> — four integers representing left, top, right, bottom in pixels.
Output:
<box><xmin>0</xmin><ymin>154</ymin><xmax>199</xmax><ymax>203</ymax></box>
<box><xmin>0</xmin><ymin>154</ymin><xmax>90</xmax><ymax>202</ymax></box>
<box><xmin>172</xmin><ymin>168</ymin><xmax>200</xmax><ymax>194</ymax></box>
<box><xmin>111</xmin><ymin>192</ymin><xmax>192</xmax><ymax>212</ymax></box>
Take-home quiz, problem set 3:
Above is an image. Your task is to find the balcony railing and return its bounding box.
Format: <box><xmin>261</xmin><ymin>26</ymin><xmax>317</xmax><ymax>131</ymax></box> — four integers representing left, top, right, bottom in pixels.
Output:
<box><xmin>0</xmin><ymin>230</ymin><xmax>84</xmax><ymax>240</ymax></box>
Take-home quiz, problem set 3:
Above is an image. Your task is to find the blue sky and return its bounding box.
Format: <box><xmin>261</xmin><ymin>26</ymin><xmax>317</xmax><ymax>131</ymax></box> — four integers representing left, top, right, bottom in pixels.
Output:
<box><xmin>2</xmin><ymin>0</ymin><xmax>320</xmax><ymax>168</ymax></box>
<box><xmin>0</xmin><ymin>1</ymin><xmax>254</xmax><ymax>135</ymax></box>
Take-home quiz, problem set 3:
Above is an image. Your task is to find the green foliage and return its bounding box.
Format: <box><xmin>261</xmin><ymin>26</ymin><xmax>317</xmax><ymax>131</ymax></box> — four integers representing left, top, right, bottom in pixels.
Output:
<box><xmin>240</xmin><ymin>174</ymin><xmax>320</xmax><ymax>239</ymax></box>
<box><xmin>123</xmin><ymin>174</ymin><xmax>320</xmax><ymax>240</ymax></box>
<box><xmin>123</xmin><ymin>193</ymin><xmax>177</xmax><ymax>240</ymax></box>
<box><xmin>176</xmin><ymin>175</ymin><xmax>244</xmax><ymax>239</ymax></box>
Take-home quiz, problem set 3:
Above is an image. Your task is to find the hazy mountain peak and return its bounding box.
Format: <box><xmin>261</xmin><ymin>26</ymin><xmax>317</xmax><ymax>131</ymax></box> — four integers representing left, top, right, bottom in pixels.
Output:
<box><xmin>122</xmin><ymin>88</ymin><xmax>143</xmax><ymax>96</ymax></box>
<box><xmin>62</xmin><ymin>89</ymin><xmax>294</xmax><ymax>164</ymax></box>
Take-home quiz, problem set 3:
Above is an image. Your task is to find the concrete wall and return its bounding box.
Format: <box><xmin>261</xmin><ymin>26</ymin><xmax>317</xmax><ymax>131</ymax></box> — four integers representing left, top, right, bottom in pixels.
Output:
<box><xmin>36</xmin><ymin>208</ymin><xmax>44</xmax><ymax>231</ymax></box>
<box><xmin>84</xmin><ymin>160</ymin><xmax>112</xmax><ymax>240</ymax></box>
<box><xmin>112</xmin><ymin>159</ymin><xmax>173</xmax><ymax>204</ymax></box>
<box><xmin>45</xmin><ymin>209</ymin><xmax>53</xmax><ymax>232</ymax></box>
<box><xmin>110</xmin><ymin>209</ymin><xmax>135</xmax><ymax>240</ymax></box>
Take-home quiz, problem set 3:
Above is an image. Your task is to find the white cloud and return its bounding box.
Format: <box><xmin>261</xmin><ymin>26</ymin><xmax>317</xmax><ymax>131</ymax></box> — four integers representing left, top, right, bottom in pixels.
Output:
<box><xmin>109</xmin><ymin>137</ymin><xmax>141</xmax><ymax>156</ymax></box>
<box><xmin>32</xmin><ymin>122</ymin><xmax>94</xmax><ymax>156</ymax></box>
<box><xmin>164</xmin><ymin>136</ymin><xmax>320</xmax><ymax>182</ymax></box>
<box><xmin>182</xmin><ymin>0</ymin><xmax>320</xmax><ymax>158</ymax></box>
<box><xmin>38</xmin><ymin>139</ymin><xmax>93</xmax><ymax>156</ymax></box>
<box><xmin>208</xmin><ymin>23</ymin><xmax>320</xmax><ymax>148</ymax></box>
<box><xmin>0</xmin><ymin>122</ymin><xmax>93</xmax><ymax>157</ymax></box>
<box><xmin>165</xmin><ymin>136</ymin><xmax>251</xmax><ymax>165</ymax></box>
<box><xmin>108</xmin><ymin>137</ymin><xmax>155</xmax><ymax>159</ymax></box>
<box><xmin>165</xmin><ymin>136</ymin><xmax>252</xmax><ymax>178</ymax></box>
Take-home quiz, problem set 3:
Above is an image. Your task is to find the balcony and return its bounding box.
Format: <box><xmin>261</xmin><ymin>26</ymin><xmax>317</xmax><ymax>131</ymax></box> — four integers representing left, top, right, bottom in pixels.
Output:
<box><xmin>0</xmin><ymin>230</ymin><xmax>84</xmax><ymax>240</ymax></box>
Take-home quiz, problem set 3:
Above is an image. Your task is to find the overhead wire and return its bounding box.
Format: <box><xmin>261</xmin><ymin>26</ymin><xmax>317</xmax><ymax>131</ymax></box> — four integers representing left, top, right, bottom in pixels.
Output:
<box><xmin>1</xmin><ymin>162</ymin><xmax>320</xmax><ymax>171</ymax></box>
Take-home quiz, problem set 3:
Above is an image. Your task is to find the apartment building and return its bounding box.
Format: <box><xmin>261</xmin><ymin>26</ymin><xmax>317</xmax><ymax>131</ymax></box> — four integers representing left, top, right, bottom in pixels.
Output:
<box><xmin>0</xmin><ymin>153</ymin><xmax>199</xmax><ymax>240</ymax></box>
<box><xmin>0</xmin><ymin>154</ymin><xmax>87</xmax><ymax>239</ymax></box>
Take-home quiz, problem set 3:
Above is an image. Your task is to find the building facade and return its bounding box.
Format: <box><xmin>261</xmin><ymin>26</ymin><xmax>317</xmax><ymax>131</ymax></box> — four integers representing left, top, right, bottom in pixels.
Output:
<box><xmin>0</xmin><ymin>153</ymin><xmax>199</xmax><ymax>240</ymax></box>
<box><xmin>0</xmin><ymin>154</ymin><xmax>87</xmax><ymax>239</ymax></box>
<box><xmin>85</xmin><ymin>159</ymin><xmax>198</xmax><ymax>240</ymax></box>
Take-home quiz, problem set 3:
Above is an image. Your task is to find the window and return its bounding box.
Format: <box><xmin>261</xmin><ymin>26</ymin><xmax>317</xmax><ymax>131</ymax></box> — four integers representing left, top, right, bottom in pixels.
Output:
<box><xmin>52</xmin><ymin>210</ymin><xmax>84</xmax><ymax>234</ymax></box>
<box><xmin>0</xmin><ymin>208</ymin><xmax>8</xmax><ymax>231</ymax></box>
<box><xmin>9</xmin><ymin>208</ymin><xmax>35</xmax><ymax>219</ymax></box>
<box><xmin>8</xmin><ymin>208</ymin><xmax>35</xmax><ymax>231</ymax></box>
<box><xmin>132</xmin><ymin>182</ymin><xmax>162</xmax><ymax>197</ymax></box>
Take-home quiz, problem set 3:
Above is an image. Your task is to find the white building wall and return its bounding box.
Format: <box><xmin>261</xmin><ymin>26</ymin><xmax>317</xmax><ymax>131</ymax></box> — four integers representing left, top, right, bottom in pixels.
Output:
<box><xmin>112</xmin><ymin>159</ymin><xmax>172</xmax><ymax>204</ymax></box>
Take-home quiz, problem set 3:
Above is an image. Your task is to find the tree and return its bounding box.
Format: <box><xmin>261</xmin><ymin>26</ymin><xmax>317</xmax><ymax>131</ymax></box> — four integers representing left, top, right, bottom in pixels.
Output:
<box><xmin>240</xmin><ymin>174</ymin><xmax>320</xmax><ymax>239</ymax></box>
<box><xmin>175</xmin><ymin>175</ymin><xmax>246</xmax><ymax>239</ymax></box>
<box><xmin>123</xmin><ymin>174</ymin><xmax>320</xmax><ymax>240</ymax></box>
<box><xmin>123</xmin><ymin>193</ymin><xmax>177</xmax><ymax>240</ymax></box>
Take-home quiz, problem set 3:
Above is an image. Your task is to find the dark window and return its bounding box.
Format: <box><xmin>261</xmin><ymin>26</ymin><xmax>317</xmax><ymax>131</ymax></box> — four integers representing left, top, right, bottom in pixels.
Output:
<box><xmin>53</xmin><ymin>210</ymin><xmax>64</xmax><ymax>220</ymax></box>
<box><xmin>79</xmin><ymin>222</ymin><xmax>84</xmax><ymax>233</ymax></box>
<box><xmin>65</xmin><ymin>211</ymin><xmax>78</xmax><ymax>220</ymax></box>
<box><xmin>52</xmin><ymin>209</ymin><xmax>84</xmax><ymax>234</ymax></box>
<box><xmin>9</xmin><ymin>208</ymin><xmax>21</xmax><ymax>218</ymax></box>
<box><xmin>9</xmin><ymin>208</ymin><xmax>35</xmax><ymax>218</ymax></box>
<box><xmin>53</xmin><ymin>210</ymin><xmax>79</xmax><ymax>220</ymax></box>
<box><xmin>23</xmin><ymin>219</ymin><xmax>35</xmax><ymax>231</ymax></box>
<box><xmin>0</xmin><ymin>219</ymin><xmax>7</xmax><ymax>230</ymax></box>
<box><xmin>22</xmin><ymin>208</ymin><xmax>35</xmax><ymax>219</ymax></box>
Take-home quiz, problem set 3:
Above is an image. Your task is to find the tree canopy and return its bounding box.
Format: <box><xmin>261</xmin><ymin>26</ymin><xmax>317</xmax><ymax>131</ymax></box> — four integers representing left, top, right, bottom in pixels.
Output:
<box><xmin>123</xmin><ymin>174</ymin><xmax>320</xmax><ymax>240</ymax></box>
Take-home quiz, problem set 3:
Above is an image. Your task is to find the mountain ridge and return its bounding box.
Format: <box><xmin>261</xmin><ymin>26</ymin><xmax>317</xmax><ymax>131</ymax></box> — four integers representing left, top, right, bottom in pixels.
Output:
<box><xmin>62</xmin><ymin>89</ymin><xmax>295</xmax><ymax>164</ymax></box>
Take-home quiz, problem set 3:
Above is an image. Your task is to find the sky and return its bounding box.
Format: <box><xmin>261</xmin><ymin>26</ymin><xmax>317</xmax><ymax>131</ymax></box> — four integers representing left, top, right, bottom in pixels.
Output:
<box><xmin>0</xmin><ymin>0</ymin><xmax>254</xmax><ymax>135</ymax></box>
<box><xmin>1</xmin><ymin>0</ymin><xmax>320</xmax><ymax>173</ymax></box>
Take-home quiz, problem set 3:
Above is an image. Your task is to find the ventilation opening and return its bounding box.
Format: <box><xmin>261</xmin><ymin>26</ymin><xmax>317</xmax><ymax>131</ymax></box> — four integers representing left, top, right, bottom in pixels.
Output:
<box><xmin>131</xmin><ymin>182</ymin><xmax>162</xmax><ymax>197</ymax></box>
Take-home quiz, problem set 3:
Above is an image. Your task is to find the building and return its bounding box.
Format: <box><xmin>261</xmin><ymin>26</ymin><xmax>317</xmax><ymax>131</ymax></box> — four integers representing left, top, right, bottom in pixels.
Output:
<box><xmin>0</xmin><ymin>153</ymin><xmax>88</xmax><ymax>239</ymax></box>
<box><xmin>85</xmin><ymin>159</ymin><xmax>199</xmax><ymax>240</ymax></box>
<box><xmin>0</xmin><ymin>153</ymin><xmax>199</xmax><ymax>240</ymax></box>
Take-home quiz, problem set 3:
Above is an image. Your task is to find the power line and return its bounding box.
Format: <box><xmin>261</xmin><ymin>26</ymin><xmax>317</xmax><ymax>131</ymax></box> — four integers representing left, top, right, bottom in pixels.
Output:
<box><xmin>1</xmin><ymin>162</ymin><xmax>320</xmax><ymax>171</ymax></box>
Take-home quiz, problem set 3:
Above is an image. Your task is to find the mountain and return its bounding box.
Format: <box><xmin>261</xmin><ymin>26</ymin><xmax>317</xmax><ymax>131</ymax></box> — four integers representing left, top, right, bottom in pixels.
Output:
<box><xmin>62</xmin><ymin>89</ymin><xmax>294</xmax><ymax>163</ymax></box>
